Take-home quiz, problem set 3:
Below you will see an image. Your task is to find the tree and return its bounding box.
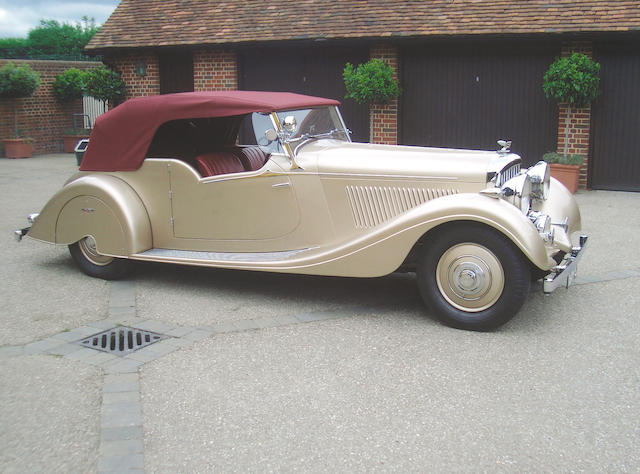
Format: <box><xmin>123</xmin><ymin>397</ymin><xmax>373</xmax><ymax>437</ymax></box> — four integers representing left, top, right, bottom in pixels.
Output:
<box><xmin>0</xmin><ymin>16</ymin><xmax>99</xmax><ymax>60</ymax></box>
<box><xmin>0</xmin><ymin>62</ymin><xmax>41</xmax><ymax>137</ymax></box>
<box><xmin>543</xmin><ymin>53</ymin><xmax>600</xmax><ymax>156</ymax></box>
<box><xmin>85</xmin><ymin>67</ymin><xmax>126</xmax><ymax>105</ymax></box>
<box><xmin>343</xmin><ymin>59</ymin><xmax>400</xmax><ymax>105</ymax></box>
<box><xmin>52</xmin><ymin>68</ymin><xmax>86</xmax><ymax>103</ymax></box>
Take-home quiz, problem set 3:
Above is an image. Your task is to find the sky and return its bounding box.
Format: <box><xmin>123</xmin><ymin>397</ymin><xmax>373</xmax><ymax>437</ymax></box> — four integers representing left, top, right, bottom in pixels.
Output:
<box><xmin>0</xmin><ymin>0</ymin><xmax>120</xmax><ymax>38</ymax></box>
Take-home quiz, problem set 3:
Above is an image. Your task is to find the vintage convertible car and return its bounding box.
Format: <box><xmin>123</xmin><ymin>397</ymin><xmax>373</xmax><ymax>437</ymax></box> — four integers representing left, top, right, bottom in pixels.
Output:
<box><xmin>15</xmin><ymin>91</ymin><xmax>586</xmax><ymax>330</ymax></box>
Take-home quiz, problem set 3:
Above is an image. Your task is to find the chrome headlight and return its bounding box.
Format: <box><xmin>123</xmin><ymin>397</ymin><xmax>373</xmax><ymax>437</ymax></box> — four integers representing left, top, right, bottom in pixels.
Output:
<box><xmin>526</xmin><ymin>161</ymin><xmax>550</xmax><ymax>201</ymax></box>
<box><xmin>501</xmin><ymin>173</ymin><xmax>531</xmax><ymax>214</ymax></box>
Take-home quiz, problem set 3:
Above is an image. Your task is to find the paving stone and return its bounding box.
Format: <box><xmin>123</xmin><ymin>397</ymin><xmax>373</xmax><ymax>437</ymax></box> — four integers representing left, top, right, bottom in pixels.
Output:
<box><xmin>103</xmin><ymin>380</ymin><xmax>140</xmax><ymax>393</ymax></box>
<box><xmin>86</xmin><ymin>320</ymin><xmax>119</xmax><ymax>331</ymax></box>
<box><xmin>45</xmin><ymin>343</ymin><xmax>80</xmax><ymax>356</ymax></box>
<box><xmin>144</xmin><ymin>339</ymin><xmax>182</xmax><ymax>354</ymax></box>
<box><xmin>101</xmin><ymin>425</ymin><xmax>143</xmax><ymax>441</ymax></box>
<box><xmin>84</xmin><ymin>351</ymin><xmax>120</xmax><ymax>366</ymax></box>
<box><xmin>164</xmin><ymin>326</ymin><xmax>196</xmax><ymax>337</ymax></box>
<box><xmin>0</xmin><ymin>345</ymin><xmax>24</xmax><ymax>358</ymax></box>
<box><xmin>131</xmin><ymin>319</ymin><xmax>176</xmax><ymax>333</ymax></box>
<box><xmin>124</xmin><ymin>350</ymin><xmax>162</xmax><ymax>363</ymax></box>
<box><xmin>210</xmin><ymin>321</ymin><xmax>238</xmax><ymax>333</ymax></box>
<box><xmin>230</xmin><ymin>319</ymin><xmax>261</xmax><ymax>331</ymax></box>
<box><xmin>269</xmin><ymin>314</ymin><xmax>301</xmax><ymax>327</ymax></box>
<box><xmin>101</xmin><ymin>410</ymin><xmax>142</xmax><ymax>428</ymax></box>
<box><xmin>105</xmin><ymin>373</ymin><xmax>139</xmax><ymax>385</ymax></box>
<box><xmin>181</xmin><ymin>328</ymin><xmax>212</xmax><ymax>341</ymax></box>
<box><xmin>98</xmin><ymin>453</ymin><xmax>144</xmax><ymax>472</ymax></box>
<box><xmin>102</xmin><ymin>391</ymin><xmax>139</xmax><ymax>405</ymax></box>
<box><xmin>102</xmin><ymin>358</ymin><xmax>144</xmax><ymax>374</ymax></box>
<box><xmin>102</xmin><ymin>402</ymin><xmax>141</xmax><ymax>419</ymax></box>
<box><xmin>64</xmin><ymin>346</ymin><xmax>103</xmax><ymax>361</ymax></box>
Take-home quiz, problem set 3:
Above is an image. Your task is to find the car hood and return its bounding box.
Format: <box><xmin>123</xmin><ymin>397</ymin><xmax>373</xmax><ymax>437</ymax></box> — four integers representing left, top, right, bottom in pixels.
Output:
<box><xmin>297</xmin><ymin>140</ymin><xmax>509</xmax><ymax>184</ymax></box>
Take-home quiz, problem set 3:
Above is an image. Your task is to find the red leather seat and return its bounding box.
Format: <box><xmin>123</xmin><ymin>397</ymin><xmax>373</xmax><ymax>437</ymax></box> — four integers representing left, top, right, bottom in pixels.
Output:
<box><xmin>195</xmin><ymin>152</ymin><xmax>245</xmax><ymax>177</ymax></box>
<box><xmin>236</xmin><ymin>146</ymin><xmax>268</xmax><ymax>171</ymax></box>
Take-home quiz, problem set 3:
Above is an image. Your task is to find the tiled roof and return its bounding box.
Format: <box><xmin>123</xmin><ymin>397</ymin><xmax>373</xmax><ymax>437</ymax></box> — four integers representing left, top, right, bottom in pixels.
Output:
<box><xmin>87</xmin><ymin>0</ymin><xmax>640</xmax><ymax>51</ymax></box>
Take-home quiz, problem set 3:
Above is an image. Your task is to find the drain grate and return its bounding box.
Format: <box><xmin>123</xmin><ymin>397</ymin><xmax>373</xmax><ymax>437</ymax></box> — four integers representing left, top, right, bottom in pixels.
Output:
<box><xmin>78</xmin><ymin>327</ymin><xmax>166</xmax><ymax>356</ymax></box>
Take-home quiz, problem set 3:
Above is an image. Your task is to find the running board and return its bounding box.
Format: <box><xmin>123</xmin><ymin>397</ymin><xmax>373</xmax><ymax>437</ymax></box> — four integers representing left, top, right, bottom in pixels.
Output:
<box><xmin>133</xmin><ymin>247</ymin><xmax>310</xmax><ymax>264</ymax></box>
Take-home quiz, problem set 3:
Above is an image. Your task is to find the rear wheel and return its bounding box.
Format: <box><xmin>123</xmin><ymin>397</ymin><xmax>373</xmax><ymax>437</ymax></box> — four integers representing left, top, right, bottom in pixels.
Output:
<box><xmin>68</xmin><ymin>236</ymin><xmax>131</xmax><ymax>280</ymax></box>
<box><xmin>417</xmin><ymin>224</ymin><xmax>531</xmax><ymax>331</ymax></box>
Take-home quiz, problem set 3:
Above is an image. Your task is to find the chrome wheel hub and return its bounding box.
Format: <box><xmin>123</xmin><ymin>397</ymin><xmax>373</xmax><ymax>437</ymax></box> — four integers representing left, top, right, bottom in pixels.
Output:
<box><xmin>436</xmin><ymin>243</ymin><xmax>505</xmax><ymax>312</ymax></box>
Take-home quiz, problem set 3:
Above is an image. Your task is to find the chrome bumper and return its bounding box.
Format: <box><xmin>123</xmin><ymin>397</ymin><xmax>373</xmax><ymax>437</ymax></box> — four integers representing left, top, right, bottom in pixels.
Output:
<box><xmin>14</xmin><ymin>213</ymin><xmax>38</xmax><ymax>242</ymax></box>
<box><xmin>543</xmin><ymin>235</ymin><xmax>588</xmax><ymax>294</ymax></box>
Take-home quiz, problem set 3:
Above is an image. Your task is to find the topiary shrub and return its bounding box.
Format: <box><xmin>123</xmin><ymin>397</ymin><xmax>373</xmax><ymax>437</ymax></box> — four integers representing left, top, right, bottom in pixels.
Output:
<box><xmin>0</xmin><ymin>62</ymin><xmax>41</xmax><ymax>137</ymax></box>
<box><xmin>84</xmin><ymin>67</ymin><xmax>126</xmax><ymax>105</ymax></box>
<box><xmin>543</xmin><ymin>53</ymin><xmax>600</xmax><ymax>157</ymax></box>
<box><xmin>52</xmin><ymin>68</ymin><xmax>86</xmax><ymax>103</ymax></box>
<box><xmin>343</xmin><ymin>59</ymin><xmax>400</xmax><ymax>105</ymax></box>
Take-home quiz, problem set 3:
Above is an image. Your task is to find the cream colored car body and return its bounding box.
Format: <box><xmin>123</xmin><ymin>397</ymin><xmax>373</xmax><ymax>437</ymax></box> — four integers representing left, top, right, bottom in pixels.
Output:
<box><xmin>27</xmin><ymin>138</ymin><xmax>580</xmax><ymax>278</ymax></box>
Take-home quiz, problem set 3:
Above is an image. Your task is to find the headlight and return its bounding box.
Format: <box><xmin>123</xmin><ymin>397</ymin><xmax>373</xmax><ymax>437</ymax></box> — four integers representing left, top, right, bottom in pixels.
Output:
<box><xmin>501</xmin><ymin>173</ymin><xmax>531</xmax><ymax>214</ymax></box>
<box><xmin>526</xmin><ymin>161</ymin><xmax>550</xmax><ymax>200</ymax></box>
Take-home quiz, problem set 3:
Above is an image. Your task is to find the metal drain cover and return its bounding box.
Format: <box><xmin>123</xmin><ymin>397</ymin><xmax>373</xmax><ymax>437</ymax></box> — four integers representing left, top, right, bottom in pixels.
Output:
<box><xmin>78</xmin><ymin>327</ymin><xmax>166</xmax><ymax>356</ymax></box>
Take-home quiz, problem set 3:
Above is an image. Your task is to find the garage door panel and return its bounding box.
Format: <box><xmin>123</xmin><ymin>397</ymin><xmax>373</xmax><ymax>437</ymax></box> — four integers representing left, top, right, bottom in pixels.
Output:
<box><xmin>591</xmin><ymin>44</ymin><xmax>640</xmax><ymax>191</ymax></box>
<box><xmin>400</xmin><ymin>42</ymin><xmax>558</xmax><ymax>167</ymax></box>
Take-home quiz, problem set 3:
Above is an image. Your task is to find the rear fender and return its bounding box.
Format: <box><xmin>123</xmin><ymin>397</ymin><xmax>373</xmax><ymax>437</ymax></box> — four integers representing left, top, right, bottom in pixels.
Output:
<box><xmin>28</xmin><ymin>175</ymin><xmax>152</xmax><ymax>256</ymax></box>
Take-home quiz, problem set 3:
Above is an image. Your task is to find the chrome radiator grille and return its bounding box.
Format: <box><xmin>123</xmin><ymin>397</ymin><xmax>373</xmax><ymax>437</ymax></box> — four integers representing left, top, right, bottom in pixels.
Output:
<box><xmin>346</xmin><ymin>185</ymin><xmax>458</xmax><ymax>228</ymax></box>
<box><xmin>496</xmin><ymin>163</ymin><xmax>521</xmax><ymax>187</ymax></box>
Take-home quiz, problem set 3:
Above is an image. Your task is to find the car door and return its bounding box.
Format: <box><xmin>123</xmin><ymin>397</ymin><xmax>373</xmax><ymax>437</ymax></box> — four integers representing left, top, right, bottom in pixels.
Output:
<box><xmin>169</xmin><ymin>157</ymin><xmax>300</xmax><ymax>242</ymax></box>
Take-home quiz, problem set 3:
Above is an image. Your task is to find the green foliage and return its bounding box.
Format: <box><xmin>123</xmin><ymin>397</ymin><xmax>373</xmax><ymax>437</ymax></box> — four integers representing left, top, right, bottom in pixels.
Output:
<box><xmin>542</xmin><ymin>53</ymin><xmax>600</xmax><ymax>107</ymax></box>
<box><xmin>343</xmin><ymin>59</ymin><xmax>400</xmax><ymax>105</ymax></box>
<box><xmin>0</xmin><ymin>62</ymin><xmax>40</xmax><ymax>99</ymax></box>
<box><xmin>0</xmin><ymin>16</ymin><xmax>99</xmax><ymax>60</ymax></box>
<box><xmin>0</xmin><ymin>38</ymin><xmax>29</xmax><ymax>59</ymax></box>
<box><xmin>52</xmin><ymin>68</ymin><xmax>87</xmax><ymax>102</ymax></box>
<box><xmin>84</xmin><ymin>67</ymin><xmax>126</xmax><ymax>104</ymax></box>
<box><xmin>542</xmin><ymin>151</ymin><xmax>584</xmax><ymax>166</ymax></box>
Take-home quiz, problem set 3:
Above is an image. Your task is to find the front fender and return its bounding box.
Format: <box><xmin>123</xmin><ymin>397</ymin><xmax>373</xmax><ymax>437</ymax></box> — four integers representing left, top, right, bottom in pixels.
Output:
<box><xmin>28</xmin><ymin>174</ymin><xmax>152</xmax><ymax>257</ymax></box>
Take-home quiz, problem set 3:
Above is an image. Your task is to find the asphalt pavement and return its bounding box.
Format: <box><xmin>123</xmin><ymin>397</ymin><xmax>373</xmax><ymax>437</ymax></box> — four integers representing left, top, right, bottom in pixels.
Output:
<box><xmin>1</xmin><ymin>153</ymin><xmax>639</xmax><ymax>472</ymax></box>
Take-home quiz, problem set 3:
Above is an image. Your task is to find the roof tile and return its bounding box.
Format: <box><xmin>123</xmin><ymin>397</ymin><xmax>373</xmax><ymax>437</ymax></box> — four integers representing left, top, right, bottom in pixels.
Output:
<box><xmin>87</xmin><ymin>0</ymin><xmax>640</xmax><ymax>51</ymax></box>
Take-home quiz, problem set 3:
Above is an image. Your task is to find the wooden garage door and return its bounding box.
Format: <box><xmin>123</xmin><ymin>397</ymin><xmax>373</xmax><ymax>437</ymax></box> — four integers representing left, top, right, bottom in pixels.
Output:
<box><xmin>238</xmin><ymin>45</ymin><xmax>369</xmax><ymax>143</ymax></box>
<box><xmin>591</xmin><ymin>42</ymin><xmax>640</xmax><ymax>191</ymax></box>
<box><xmin>400</xmin><ymin>41</ymin><xmax>558</xmax><ymax>167</ymax></box>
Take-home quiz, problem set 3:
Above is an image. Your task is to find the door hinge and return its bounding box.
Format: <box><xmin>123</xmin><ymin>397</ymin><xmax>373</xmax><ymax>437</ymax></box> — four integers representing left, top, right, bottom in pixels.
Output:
<box><xmin>168</xmin><ymin>190</ymin><xmax>173</xmax><ymax>200</ymax></box>
<box><xmin>170</xmin><ymin>217</ymin><xmax>174</xmax><ymax>229</ymax></box>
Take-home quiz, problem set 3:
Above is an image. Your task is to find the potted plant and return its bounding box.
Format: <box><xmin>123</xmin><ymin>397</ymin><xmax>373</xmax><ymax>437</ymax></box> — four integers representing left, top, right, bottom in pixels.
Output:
<box><xmin>0</xmin><ymin>62</ymin><xmax>40</xmax><ymax>158</ymax></box>
<box><xmin>542</xmin><ymin>53</ymin><xmax>600</xmax><ymax>190</ymax></box>
<box><xmin>343</xmin><ymin>59</ymin><xmax>400</xmax><ymax>142</ymax></box>
<box><xmin>53</xmin><ymin>68</ymin><xmax>92</xmax><ymax>152</ymax></box>
<box><xmin>543</xmin><ymin>152</ymin><xmax>584</xmax><ymax>193</ymax></box>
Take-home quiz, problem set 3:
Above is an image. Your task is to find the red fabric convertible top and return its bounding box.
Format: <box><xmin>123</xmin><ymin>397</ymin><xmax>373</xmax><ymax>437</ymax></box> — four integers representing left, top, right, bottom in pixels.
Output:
<box><xmin>80</xmin><ymin>91</ymin><xmax>340</xmax><ymax>172</ymax></box>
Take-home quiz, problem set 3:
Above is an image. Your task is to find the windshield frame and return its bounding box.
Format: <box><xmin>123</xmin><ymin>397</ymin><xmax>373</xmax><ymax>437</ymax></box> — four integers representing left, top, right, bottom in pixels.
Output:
<box><xmin>269</xmin><ymin>106</ymin><xmax>351</xmax><ymax>161</ymax></box>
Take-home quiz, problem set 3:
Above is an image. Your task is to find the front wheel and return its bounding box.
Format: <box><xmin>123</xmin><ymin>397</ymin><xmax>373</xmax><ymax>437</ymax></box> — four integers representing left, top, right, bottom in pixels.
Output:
<box><xmin>417</xmin><ymin>224</ymin><xmax>531</xmax><ymax>331</ymax></box>
<box><xmin>68</xmin><ymin>236</ymin><xmax>132</xmax><ymax>280</ymax></box>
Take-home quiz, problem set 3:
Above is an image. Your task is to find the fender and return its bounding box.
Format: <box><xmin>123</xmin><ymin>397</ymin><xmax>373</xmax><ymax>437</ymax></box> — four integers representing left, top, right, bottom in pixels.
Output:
<box><xmin>281</xmin><ymin>192</ymin><xmax>556</xmax><ymax>278</ymax></box>
<box><xmin>28</xmin><ymin>174</ymin><xmax>152</xmax><ymax>257</ymax></box>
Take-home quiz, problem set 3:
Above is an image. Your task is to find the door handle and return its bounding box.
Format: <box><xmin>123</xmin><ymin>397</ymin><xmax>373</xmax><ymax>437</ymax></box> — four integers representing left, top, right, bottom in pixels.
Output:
<box><xmin>272</xmin><ymin>182</ymin><xmax>291</xmax><ymax>188</ymax></box>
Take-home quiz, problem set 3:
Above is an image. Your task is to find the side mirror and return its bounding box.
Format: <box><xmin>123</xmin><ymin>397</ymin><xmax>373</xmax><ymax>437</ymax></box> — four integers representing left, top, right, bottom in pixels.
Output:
<box><xmin>283</xmin><ymin>115</ymin><xmax>297</xmax><ymax>134</ymax></box>
<box><xmin>264</xmin><ymin>129</ymin><xmax>278</xmax><ymax>142</ymax></box>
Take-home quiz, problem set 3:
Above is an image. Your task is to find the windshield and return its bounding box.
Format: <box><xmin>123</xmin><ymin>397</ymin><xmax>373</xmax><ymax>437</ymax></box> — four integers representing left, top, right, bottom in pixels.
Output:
<box><xmin>248</xmin><ymin>106</ymin><xmax>349</xmax><ymax>155</ymax></box>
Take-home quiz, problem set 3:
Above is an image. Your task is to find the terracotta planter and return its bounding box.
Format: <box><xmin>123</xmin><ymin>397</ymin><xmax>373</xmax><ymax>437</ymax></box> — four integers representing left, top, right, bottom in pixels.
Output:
<box><xmin>63</xmin><ymin>134</ymin><xmax>90</xmax><ymax>153</ymax></box>
<box><xmin>549</xmin><ymin>163</ymin><xmax>580</xmax><ymax>194</ymax></box>
<box><xmin>3</xmin><ymin>138</ymin><xmax>33</xmax><ymax>159</ymax></box>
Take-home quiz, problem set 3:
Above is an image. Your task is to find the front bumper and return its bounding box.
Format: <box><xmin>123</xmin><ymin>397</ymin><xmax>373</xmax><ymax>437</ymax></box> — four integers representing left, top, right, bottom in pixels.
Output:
<box><xmin>543</xmin><ymin>235</ymin><xmax>588</xmax><ymax>294</ymax></box>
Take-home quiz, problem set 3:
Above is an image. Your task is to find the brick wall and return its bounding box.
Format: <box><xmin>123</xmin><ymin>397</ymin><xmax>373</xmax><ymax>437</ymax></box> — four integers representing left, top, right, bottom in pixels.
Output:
<box><xmin>0</xmin><ymin>59</ymin><xmax>102</xmax><ymax>155</ymax></box>
<box><xmin>369</xmin><ymin>44</ymin><xmax>399</xmax><ymax>145</ymax></box>
<box><xmin>193</xmin><ymin>50</ymin><xmax>237</xmax><ymax>91</ymax></box>
<box><xmin>108</xmin><ymin>53</ymin><xmax>160</xmax><ymax>98</ymax></box>
<box><xmin>556</xmin><ymin>41</ymin><xmax>594</xmax><ymax>189</ymax></box>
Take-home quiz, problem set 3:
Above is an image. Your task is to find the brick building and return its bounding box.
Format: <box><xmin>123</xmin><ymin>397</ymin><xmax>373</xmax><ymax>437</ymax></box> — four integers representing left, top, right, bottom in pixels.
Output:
<box><xmin>87</xmin><ymin>0</ymin><xmax>640</xmax><ymax>190</ymax></box>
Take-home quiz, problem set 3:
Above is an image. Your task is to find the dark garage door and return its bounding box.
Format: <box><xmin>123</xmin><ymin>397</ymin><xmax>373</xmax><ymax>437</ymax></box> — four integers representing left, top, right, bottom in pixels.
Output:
<box><xmin>591</xmin><ymin>42</ymin><xmax>640</xmax><ymax>191</ymax></box>
<box><xmin>400</xmin><ymin>41</ymin><xmax>558</xmax><ymax>166</ymax></box>
<box><xmin>238</xmin><ymin>45</ymin><xmax>369</xmax><ymax>143</ymax></box>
